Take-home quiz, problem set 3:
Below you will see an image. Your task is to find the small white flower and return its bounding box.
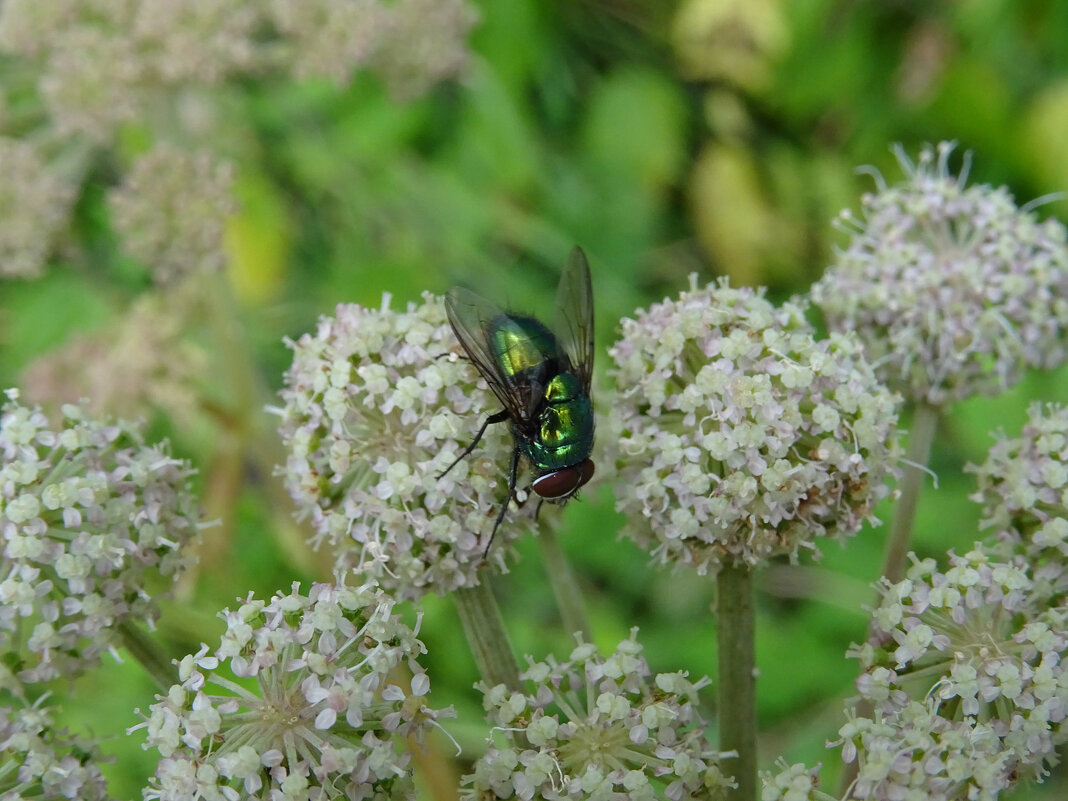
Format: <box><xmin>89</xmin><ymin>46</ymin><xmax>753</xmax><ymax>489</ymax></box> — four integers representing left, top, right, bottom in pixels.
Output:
<box><xmin>1</xmin><ymin>693</ymin><xmax>113</xmax><ymax>800</ymax></box>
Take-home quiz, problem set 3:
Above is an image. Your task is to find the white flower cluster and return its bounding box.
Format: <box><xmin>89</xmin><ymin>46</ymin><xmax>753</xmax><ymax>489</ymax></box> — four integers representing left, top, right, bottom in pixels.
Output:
<box><xmin>607</xmin><ymin>277</ymin><xmax>900</xmax><ymax>575</ymax></box>
<box><xmin>461</xmin><ymin>629</ymin><xmax>734</xmax><ymax>801</ymax></box>
<box><xmin>278</xmin><ymin>293</ymin><xmax>537</xmax><ymax>599</ymax></box>
<box><xmin>0</xmin><ymin>390</ymin><xmax>199</xmax><ymax>686</ymax></box>
<box><xmin>139</xmin><ymin>580</ymin><xmax>451</xmax><ymax>801</ymax></box>
<box><xmin>811</xmin><ymin>142</ymin><xmax>1068</xmax><ymax>408</ymax></box>
<box><xmin>0</xmin><ymin>692</ymin><xmax>113</xmax><ymax>800</ymax></box>
<box><xmin>969</xmin><ymin>402</ymin><xmax>1068</xmax><ymax>564</ymax></box>
<box><xmin>759</xmin><ymin>760</ymin><xmax>821</xmax><ymax>801</ymax></box>
<box><xmin>840</xmin><ymin>548</ymin><xmax>1068</xmax><ymax>798</ymax></box>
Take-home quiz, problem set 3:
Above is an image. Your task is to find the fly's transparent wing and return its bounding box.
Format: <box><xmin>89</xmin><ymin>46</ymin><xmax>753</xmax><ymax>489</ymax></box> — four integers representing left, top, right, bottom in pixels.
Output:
<box><xmin>445</xmin><ymin>286</ymin><xmax>534</xmax><ymax>423</ymax></box>
<box><xmin>554</xmin><ymin>246</ymin><xmax>594</xmax><ymax>392</ymax></box>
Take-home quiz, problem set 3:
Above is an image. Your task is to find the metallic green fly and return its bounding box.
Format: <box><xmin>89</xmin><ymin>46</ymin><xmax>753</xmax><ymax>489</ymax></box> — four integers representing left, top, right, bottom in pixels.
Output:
<box><xmin>441</xmin><ymin>246</ymin><xmax>596</xmax><ymax>556</ymax></box>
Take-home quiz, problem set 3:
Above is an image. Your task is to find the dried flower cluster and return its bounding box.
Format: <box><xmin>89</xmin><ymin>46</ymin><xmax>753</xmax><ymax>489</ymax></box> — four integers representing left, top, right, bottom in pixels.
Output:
<box><xmin>461</xmin><ymin>630</ymin><xmax>733</xmax><ymax>800</ymax></box>
<box><xmin>138</xmin><ymin>580</ymin><xmax>451</xmax><ymax>801</ymax></box>
<box><xmin>0</xmin><ymin>692</ymin><xmax>113</xmax><ymax>800</ymax></box>
<box><xmin>0</xmin><ymin>0</ymin><xmax>476</xmax><ymax>281</ymax></box>
<box><xmin>272</xmin><ymin>0</ymin><xmax>477</xmax><ymax>96</ymax></box>
<box><xmin>109</xmin><ymin>144</ymin><xmax>237</xmax><ymax>283</ymax></box>
<box><xmin>278</xmin><ymin>293</ymin><xmax>537</xmax><ymax>599</ymax></box>
<box><xmin>0</xmin><ymin>137</ymin><xmax>76</xmax><ymax>279</ymax></box>
<box><xmin>607</xmin><ymin>277</ymin><xmax>900</xmax><ymax>575</ymax></box>
<box><xmin>0</xmin><ymin>390</ymin><xmax>200</xmax><ymax>685</ymax></box>
<box><xmin>21</xmin><ymin>290</ymin><xmax>210</xmax><ymax>427</ymax></box>
<box><xmin>0</xmin><ymin>0</ymin><xmax>477</xmax><ymax>142</ymax></box>
<box><xmin>811</xmin><ymin>142</ymin><xmax>1068</xmax><ymax>408</ymax></box>
<box><xmin>837</xmin><ymin>548</ymin><xmax>1068</xmax><ymax>799</ymax></box>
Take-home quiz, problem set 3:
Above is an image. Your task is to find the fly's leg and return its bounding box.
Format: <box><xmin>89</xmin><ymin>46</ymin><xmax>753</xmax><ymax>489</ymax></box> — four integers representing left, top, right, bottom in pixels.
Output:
<box><xmin>482</xmin><ymin>442</ymin><xmax>521</xmax><ymax>558</ymax></box>
<box><xmin>438</xmin><ymin>409</ymin><xmax>509</xmax><ymax>479</ymax></box>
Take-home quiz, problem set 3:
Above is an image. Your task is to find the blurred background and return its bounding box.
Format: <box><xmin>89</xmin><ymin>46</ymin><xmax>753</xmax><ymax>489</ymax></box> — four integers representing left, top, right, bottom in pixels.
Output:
<box><xmin>1</xmin><ymin>0</ymin><xmax>1067</xmax><ymax>797</ymax></box>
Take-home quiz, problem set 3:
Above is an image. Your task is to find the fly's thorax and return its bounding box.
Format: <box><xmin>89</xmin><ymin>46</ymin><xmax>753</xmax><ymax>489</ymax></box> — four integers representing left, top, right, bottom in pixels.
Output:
<box><xmin>488</xmin><ymin>314</ymin><xmax>560</xmax><ymax>382</ymax></box>
<box><xmin>543</xmin><ymin>372</ymin><xmax>582</xmax><ymax>403</ymax></box>
<box><xmin>520</xmin><ymin>371</ymin><xmax>594</xmax><ymax>472</ymax></box>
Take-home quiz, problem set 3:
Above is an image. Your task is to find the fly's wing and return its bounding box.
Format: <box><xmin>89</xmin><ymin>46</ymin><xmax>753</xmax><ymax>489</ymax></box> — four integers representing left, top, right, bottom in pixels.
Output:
<box><xmin>554</xmin><ymin>246</ymin><xmax>595</xmax><ymax>392</ymax></box>
<box><xmin>445</xmin><ymin>286</ymin><xmax>535</xmax><ymax>423</ymax></box>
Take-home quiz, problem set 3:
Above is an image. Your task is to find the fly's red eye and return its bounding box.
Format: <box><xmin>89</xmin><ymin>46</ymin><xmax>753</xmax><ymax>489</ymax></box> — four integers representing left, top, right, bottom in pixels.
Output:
<box><xmin>531</xmin><ymin>460</ymin><xmax>595</xmax><ymax>499</ymax></box>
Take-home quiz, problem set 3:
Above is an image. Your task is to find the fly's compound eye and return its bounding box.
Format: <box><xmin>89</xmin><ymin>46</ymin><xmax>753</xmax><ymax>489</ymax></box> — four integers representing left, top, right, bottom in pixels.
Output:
<box><xmin>531</xmin><ymin>459</ymin><xmax>595</xmax><ymax>499</ymax></box>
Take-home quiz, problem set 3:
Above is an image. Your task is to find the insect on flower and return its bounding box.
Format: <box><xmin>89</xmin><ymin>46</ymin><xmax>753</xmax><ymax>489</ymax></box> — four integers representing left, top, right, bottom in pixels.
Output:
<box><xmin>441</xmin><ymin>247</ymin><xmax>596</xmax><ymax>556</ymax></box>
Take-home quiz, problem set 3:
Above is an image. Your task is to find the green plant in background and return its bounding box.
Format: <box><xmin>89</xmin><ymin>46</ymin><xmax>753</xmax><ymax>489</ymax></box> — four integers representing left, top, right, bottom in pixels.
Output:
<box><xmin>2</xmin><ymin>1</ymin><xmax>1068</xmax><ymax>800</ymax></box>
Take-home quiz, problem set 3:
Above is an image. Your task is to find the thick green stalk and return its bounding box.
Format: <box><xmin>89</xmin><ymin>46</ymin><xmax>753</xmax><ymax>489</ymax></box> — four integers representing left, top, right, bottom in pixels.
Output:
<box><xmin>453</xmin><ymin>578</ymin><xmax>521</xmax><ymax>691</ymax></box>
<box><xmin>117</xmin><ymin>619</ymin><xmax>178</xmax><ymax>692</ymax></box>
<box><xmin>881</xmin><ymin>403</ymin><xmax>940</xmax><ymax>584</ymax></box>
<box><xmin>717</xmin><ymin>562</ymin><xmax>757</xmax><ymax>801</ymax></box>
<box><xmin>537</xmin><ymin>518</ymin><xmax>592</xmax><ymax>641</ymax></box>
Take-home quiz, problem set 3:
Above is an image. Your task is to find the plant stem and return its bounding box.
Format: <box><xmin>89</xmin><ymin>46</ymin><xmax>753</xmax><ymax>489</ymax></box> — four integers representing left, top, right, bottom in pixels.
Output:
<box><xmin>117</xmin><ymin>619</ymin><xmax>178</xmax><ymax>692</ymax></box>
<box><xmin>717</xmin><ymin>562</ymin><xmax>757</xmax><ymax>801</ymax></box>
<box><xmin>453</xmin><ymin>578</ymin><xmax>521</xmax><ymax>691</ymax></box>
<box><xmin>537</xmin><ymin>518</ymin><xmax>592</xmax><ymax>641</ymax></box>
<box><xmin>881</xmin><ymin>403</ymin><xmax>940</xmax><ymax>584</ymax></box>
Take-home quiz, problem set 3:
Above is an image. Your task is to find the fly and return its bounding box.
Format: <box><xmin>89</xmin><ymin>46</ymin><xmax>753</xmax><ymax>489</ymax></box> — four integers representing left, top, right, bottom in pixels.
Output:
<box><xmin>440</xmin><ymin>247</ymin><xmax>596</xmax><ymax>556</ymax></box>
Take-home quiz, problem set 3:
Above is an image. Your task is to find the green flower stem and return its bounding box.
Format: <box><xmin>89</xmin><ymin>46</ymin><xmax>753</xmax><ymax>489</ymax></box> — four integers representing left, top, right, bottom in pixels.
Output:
<box><xmin>881</xmin><ymin>403</ymin><xmax>940</xmax><ymax>584</ymax></box>
<box><xmin>537</xmin><ymin>518</ymin><xmax>592</xmax><ymax>641</ymax></box>
<box><xmin>117</xmin><ymin>619</ymin><xmax>179</xmax><ymax>692</ymax></box>
<box><xmin>454</xmin><ymin>579</ymin><xmax>521</xmax><ymax>691</ymax></box>
<box><xmin>717</xmin><ymin>562</ymin><xmax>756</xmax><ymax>801</ymax></box>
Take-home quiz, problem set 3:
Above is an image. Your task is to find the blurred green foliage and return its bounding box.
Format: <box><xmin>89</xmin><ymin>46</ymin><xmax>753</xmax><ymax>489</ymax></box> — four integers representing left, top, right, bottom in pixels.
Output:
<box><xmin>3</xmin><ymin>0</ymin><xmax>1068</xmax><ymax>798</ymax></box>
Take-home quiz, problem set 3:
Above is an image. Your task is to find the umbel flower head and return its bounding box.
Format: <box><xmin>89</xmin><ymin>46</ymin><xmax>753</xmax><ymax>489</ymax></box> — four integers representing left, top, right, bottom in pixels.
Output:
<box><xmin>137</xmin><ymin>580</ymin><xmax>451</xmax><ymax>801</ymax></box>
<box><xmin>759</xmin><ymin>761</ymin><xmax>823</xmax><ymax>801</ymax></box>
<box><xmin>277</xmin><ymin>293</ymin><xmax>537</xmax><ymax>600</ymax></box>
<box><xmin>968</xmin><ymin>402</ymin><xmax>1068</xmax><ymax>568</ymax></box>
<box><xmin>108</xmin><ymin>143</ymin><xmax>237</xmax><ymax>284</ymax></box>
<box><xmin>0</xmin><ymin>136</ymin><xmax>76</xmax><ymax>280</ymax></box>
<box><xmin>811</xmin><ymin>141</ymin><xmax>1068</xmax><ymax>408</ymax></box>
<box><xmin>461</xmin><ymin>629</ymin><xmax>734</xmax><ymax>800</ymax></box>
<box><xmin>21</xmin><ymin>288</ymin><xmax>210</xmax><ymax>428</ymax></box>
<box><xmin>839</xmin><ymin>547</ymin><xmax>1068</xmax><ymax>799</ymax></box>
<box><xmin>607</xmin><ymin>277</ymin><xmax>900</xmax><ymax>575</ymax></box>
<box><xmin>0</xmin><ymin>389</ymin><xmax>200</xmax><ymax>686</ymax></box>
<box><xmin>0</xmin><ymin>690</ymin><xmax>113</xmax><ymax>800</ymax></box>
